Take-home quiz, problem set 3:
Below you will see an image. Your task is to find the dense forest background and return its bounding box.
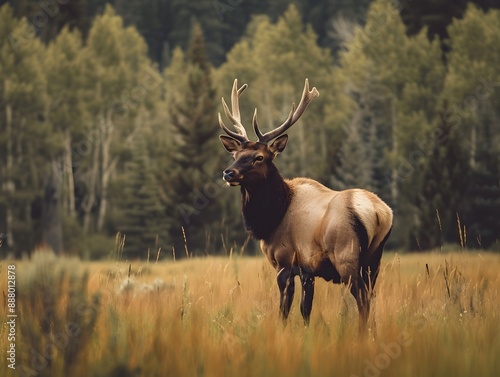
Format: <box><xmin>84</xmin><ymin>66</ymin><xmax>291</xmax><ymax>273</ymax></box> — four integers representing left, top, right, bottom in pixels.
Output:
<box><xmin>0</xmin><ymin>0</ymin><xmax>499</xmax><ymax>259</ymax></box>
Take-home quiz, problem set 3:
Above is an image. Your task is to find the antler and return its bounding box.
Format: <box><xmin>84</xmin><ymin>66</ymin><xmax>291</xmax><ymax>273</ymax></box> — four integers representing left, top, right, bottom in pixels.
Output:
<box><xmin>253</xmin><ymin>79</ymin><xmax>319</xmax><ymax>143</ymax></box>
<box><xmin>219</xmin><ymin>79</ymin><xmax>249</xmax><ymax>142</ymax></box>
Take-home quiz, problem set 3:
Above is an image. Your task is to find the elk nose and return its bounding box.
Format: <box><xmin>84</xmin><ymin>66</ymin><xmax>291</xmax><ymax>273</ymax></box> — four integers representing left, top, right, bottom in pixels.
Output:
<box><xmin>223</xmin><ymin>169</ymin><xmax>236</xmax><ymax>181</ymax></box>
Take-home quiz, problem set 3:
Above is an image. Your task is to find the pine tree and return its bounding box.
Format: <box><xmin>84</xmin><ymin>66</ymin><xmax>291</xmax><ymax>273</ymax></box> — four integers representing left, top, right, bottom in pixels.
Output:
<box><xmin>117</xmin><ymin>138</ymin><xmax>168</xmax><ymax>258</ymax></box>
<box><xmin>164</xmin><ymin>23</ymin><xmax>223</xmax><ymax>256</ymax></box>
<box><xmin>466</xmin><ymin>162</ymin><xmax>500</xmax><ymax>250</ymax></box>
<box><xmin>416</xmin><ymin>119</ymin><xmax>470</xmax><ymax>250</ymax></box>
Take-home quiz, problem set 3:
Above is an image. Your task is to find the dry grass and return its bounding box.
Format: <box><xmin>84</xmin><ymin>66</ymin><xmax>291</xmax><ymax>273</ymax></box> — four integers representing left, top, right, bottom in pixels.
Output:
<box><xmin>1</xmin><ymin>251</ymin><xmax>499</xmax><ymax>377</ymax></box>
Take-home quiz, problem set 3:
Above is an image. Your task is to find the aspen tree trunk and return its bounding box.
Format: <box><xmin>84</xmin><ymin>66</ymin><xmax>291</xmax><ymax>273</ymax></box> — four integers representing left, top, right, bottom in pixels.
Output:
<box><xmin>82</xmin><ymin>119</ymin><xmax>100</xmax><ymax>234</ymax></box>
<box><xmin>42</xmin><ymin>161</ymin><xmax>63</xmax><ymax>254</ymax></box>
<box><xmin>5</xmin><ymin>103</ymin><xmax>14</xmax><ymax>248</ymax></box>
<box><xmin>64</xmin><ymin>129</ymin><xmax>76</xmax><ymax>218</ymax></box>
<box><xmin>83</xmin><ymin>82</ymin><xmax>102</xmax><ymax>234</ymax></box>
<box><xmin>96</xmin><ymin>110</ymin><xmax>115</xmax><ymax>232</ymax></box>
<box><xmin>96</xmin><ymin>111</ymin><xmax>140</xmax><ymax>232</ymax></box>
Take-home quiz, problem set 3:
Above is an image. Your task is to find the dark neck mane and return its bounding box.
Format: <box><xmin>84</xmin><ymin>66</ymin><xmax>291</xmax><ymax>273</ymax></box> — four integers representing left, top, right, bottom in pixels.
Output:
<box><xmin>240</xmin><ymin>165</ymin><xmax>291</xmax><ymax>241</ymax></box>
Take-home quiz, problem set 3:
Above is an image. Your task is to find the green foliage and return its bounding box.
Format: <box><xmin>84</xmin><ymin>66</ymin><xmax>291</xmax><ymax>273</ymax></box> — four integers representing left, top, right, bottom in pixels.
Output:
<box><xmin>115</xmin><ymin>139</ymin><xmax>168</xmax><ymax>258</ymax></box>
<box><xmin>46</xmin><ymin>26</ymin><xmax>86</xmax><ymax>133</ymax></box>
<box><xmin>335</xmin><ymin>0</ymin><xmax>446</xmax><ymax>249</ymax></box>
<box><xmin>416</xmin><ymin>121</ymin><xmax>470</xmax><ymax>250</ymax></box>
<box><xmin>0</xmin><ymin>4</ymin><xmax>57</xmax><ymax>254</ymax></box>
<box><xmin>162</xmin><ymin>23</ymin><xmax>226</xmax><ymax>256</ymax></box>
<box><xmin>435</xmin><ymin>5</ymin><xmax>500</xmax><ymax>249</ymax></box>
<box><xmin>1</xmin><ymin>1</ymin><xmax>500</xmax><ymax>256</ymax></box>
<box><xmin>85</xmin><ymin>4</ymin><xmax>150</xmax><ymax>111</ymax></box>
<box><xmin>465</xmin><ymin>168</ymin><xmax>500</xmax><ymax>251</ymax></box>
<box><xmin>78</xmin><ymin>4</ymin><xmax>157</xmax><ymax>238</ymax></box>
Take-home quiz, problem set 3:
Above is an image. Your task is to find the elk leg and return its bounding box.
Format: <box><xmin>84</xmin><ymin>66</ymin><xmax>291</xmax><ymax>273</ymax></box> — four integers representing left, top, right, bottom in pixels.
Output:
<box><xmin>300</xmin><ymin>271</ymin><xmax>315</xmax><ymax>326</ymax></box>
<box><xmin>350</xmin><ymin>279</ymin><xmax>370</xmax><ymax>335</ymax></box>
<box><xmin>277</xmin><ymin>267</ymin><xmax>295</xmax><ymax>321</ymax></box>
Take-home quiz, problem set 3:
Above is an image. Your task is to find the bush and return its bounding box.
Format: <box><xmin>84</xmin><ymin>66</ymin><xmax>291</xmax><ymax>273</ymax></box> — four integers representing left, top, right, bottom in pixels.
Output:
<box><xmin>80</xmin><ymin>233</ymin><xmax>116</xmax><ymax>260</ymax></box>
<box><xmin>16</xmin><ymin>251</ymin><xmax>101</xmax><ymax>377</ymax></box>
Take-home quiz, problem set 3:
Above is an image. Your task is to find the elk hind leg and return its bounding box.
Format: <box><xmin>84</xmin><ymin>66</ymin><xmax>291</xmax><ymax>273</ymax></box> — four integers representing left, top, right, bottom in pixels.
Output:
<box><xmin>337</xmin><ymin>258</ymin><xmax>370</xmax><ymax>335</ymax></box>
<box><xmin>277</xmin><ymin>267</ymin><xmax>295</xmax><ymax>321</ymax></box>
<box><xmin>364</xmin><ymin>227</ymin><xmax>392</xmax><ymax>293</ymax></box>
<box><xmin>350</xmin><ymin>278</ymin><xmax>370</xmax><ymax>335</ymax></box>
<box><xmin>299</xmin><ymin>269</ymin><xmax>315</xmax><ymax>326</ymax></box>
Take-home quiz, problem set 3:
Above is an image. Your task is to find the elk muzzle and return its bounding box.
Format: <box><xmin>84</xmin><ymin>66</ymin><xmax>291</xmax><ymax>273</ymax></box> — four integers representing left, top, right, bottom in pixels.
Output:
<box><xmin>223</xmin><ymin>168</ymin><xmax>240</xmax><ymax>186</ymax></box>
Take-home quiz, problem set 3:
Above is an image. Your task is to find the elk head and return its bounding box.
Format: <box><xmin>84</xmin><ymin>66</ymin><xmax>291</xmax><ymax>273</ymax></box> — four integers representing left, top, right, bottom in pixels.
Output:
<box><xmin>219</xmin><ymin>79</ymin><xmax>319</xmax><ymax>187</ymax></box>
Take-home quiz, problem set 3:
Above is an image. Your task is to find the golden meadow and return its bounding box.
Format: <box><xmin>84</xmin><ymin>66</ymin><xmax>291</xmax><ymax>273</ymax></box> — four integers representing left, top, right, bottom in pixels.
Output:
<box><xmin>1</xmin><ymin>251</ymin><xmax>499</xmax><ymax>377</ymax></box>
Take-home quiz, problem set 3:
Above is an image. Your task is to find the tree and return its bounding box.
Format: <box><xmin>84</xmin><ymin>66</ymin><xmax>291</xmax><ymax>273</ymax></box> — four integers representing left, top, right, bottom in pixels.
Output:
<box><xmin>163</xmin><ymin>24</ymin><xmax>224</xmax><ymax>256</ymax></box>
<box><xmin>7</xmin><ymin>0</ymin><xmax>89</xmax><ymax>43</ymax></box>
<box><xmin>401</xmin><ymin>0</ymin><xmax>500</xmax><ymax>53</ymax></box>
<box><xmin>331</xmin><ymin>109</ymin><xmax>374</xmax><ymax>191</ymax></box>
<box><xmin>46</xmin><ymin>27</ymin><xmax>86</xmax><ymax>226</ymax></box>
<box><xmin>115</xmin><ymin>137</ymin><xmax>168</xmax><ymax>258</ymax></box>
<box><xmin>465</xmin><ymin>156</ymin><xmax>500</xmax><ymax>250</ymax></box>
<box><xmin>416</xmin><ymin>118</ymin><xmax>470</xmax><ymax>250</ymax></box>
<box><xmin>335</xmin><ymin>0</ymin><xmax>445</xmax><ymax>249</ymax></box>
<box><xmin>80</xmin><ymin>4</ymin><xmax>153</xmax><ymax>234</ymax></box>
<box><xmin>440</xmin><ymin>5</ymin><xmax>500</xmax><ymax>249</ymax></box>
<box><xmin>0</xmin><ymin>4</ymin><xmax>55</xmax><ymax>255</ymax></box>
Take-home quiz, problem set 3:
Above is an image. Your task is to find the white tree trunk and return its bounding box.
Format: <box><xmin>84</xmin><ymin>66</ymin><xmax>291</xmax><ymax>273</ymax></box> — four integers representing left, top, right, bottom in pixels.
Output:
<box><xmin>64</xmin><ymin>129</ymin><xmax>76</xmax><ymax>218</ymax></box>
<box><xmin>82</xmin><ymin>118</ymin><xmax>100</xmax><ymax>234</ymax></box>
<box><xmin>96</xmin><ymin>110</ymin><xmax>114</xmax><ymax>232</ymax></box>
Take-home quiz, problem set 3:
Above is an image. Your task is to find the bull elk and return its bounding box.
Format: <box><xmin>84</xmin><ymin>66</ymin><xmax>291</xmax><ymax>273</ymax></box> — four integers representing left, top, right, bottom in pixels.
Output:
<box><xmin>218</xmin><ymin>79</ymin><xmax>393</xmax><ymax>332</ymax></box>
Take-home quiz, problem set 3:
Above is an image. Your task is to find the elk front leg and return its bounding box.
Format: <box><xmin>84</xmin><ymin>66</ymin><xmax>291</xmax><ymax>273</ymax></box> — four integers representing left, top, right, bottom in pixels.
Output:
<box><xmin>277</xmin><ymin>267</ymin><xmax>295</xmax><ymax>321</ymax></box>
<box><xmin>300</xmin><ymin>271</ymin><xmax>315</xmax><ymax>326</ymax></box>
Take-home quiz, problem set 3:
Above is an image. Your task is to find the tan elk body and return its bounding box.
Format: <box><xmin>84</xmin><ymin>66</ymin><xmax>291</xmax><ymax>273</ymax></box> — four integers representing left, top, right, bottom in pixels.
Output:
<box><xmin>218</xmin><ymin>79</ymin><xmax>393</xmax><ymax>331</ymax></box>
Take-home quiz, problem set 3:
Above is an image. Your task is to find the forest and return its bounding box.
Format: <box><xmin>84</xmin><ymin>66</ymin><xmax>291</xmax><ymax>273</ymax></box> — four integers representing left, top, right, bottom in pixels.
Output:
<box><xmin>0</xmin><ymin>0</ymin><xmax>499</xmax><ymax>258</ymax></box>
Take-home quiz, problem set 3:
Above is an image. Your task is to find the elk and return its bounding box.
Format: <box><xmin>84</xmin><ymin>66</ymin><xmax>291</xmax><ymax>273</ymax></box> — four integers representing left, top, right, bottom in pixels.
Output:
<box><xmin>218</xmin><ymin>79</ymin><xmax>393</xmax><ymax>332</ymax></box>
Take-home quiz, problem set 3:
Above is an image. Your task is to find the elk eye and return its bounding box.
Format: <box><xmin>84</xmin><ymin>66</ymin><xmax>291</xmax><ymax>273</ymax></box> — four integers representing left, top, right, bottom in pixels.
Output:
<box><xmin>255</xmin><ymin>156</ymin><xmax>264</xmax><ymax>163</ymax></box>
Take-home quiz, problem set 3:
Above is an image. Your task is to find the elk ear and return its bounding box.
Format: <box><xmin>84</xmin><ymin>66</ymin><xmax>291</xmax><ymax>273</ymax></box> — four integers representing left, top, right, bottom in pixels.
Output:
<box><xmin>219</xmin><ymin>135</ymin><xmax>241</xmax><ymax>153</ymax></box>
<box><xmin>269</xmin><ymin>134</ymin><xmax>288</xmax><ymax>157</ymax></box>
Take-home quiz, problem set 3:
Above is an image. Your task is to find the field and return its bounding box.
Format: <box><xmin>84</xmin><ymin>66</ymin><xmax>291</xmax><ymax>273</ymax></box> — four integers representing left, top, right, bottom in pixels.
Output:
<box><xmin>1</xmin><ymin>251</ymin><xmax>499</xmax><ymax>377</ymax></box>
